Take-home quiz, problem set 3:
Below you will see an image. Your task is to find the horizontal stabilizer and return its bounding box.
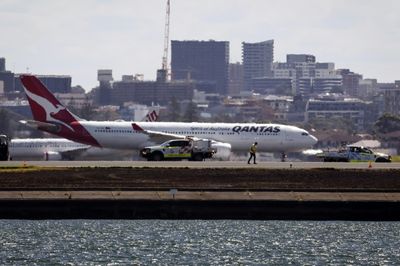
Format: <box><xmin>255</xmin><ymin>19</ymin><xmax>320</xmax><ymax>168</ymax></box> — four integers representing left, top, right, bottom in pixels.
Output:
<box><xmin>19</xmin><ymin>120</ymin><xmax>59</xmax><ymax>132</ymax></box>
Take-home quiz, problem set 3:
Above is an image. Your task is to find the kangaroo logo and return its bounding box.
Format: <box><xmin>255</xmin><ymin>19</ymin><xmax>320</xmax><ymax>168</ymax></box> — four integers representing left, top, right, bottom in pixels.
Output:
<box><xmin>24</xmin><ymin>87</ymin><xmax>76</xmax><ymax>132</ymax></box>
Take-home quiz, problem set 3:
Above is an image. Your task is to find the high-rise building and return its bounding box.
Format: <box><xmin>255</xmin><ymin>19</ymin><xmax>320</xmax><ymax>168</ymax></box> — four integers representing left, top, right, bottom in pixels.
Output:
<box><xmin>251</xmin><ymin>77</ymin><xmax>293</xmax><ymax>95</ymax></box>
<box><xmin>381</xmin><ymin>81</ymin><xmax>400</xmax><ymax>116</ymax></box>
<box><xmin>306</xmin><ymin>96</ymin><xmax>369</xmax><ymax>131</ymax></box>
<box><xmin>14</xmin><ymin>75</ymin><xmax>71</xmax><ymax>94</ymax></box>
<box><xmin>171</xmin><ymin>40</ymin><xmax>229</xmax><ymax>95</ymax></box>
<box><xmin>242</xmin><ymin>40</ymin><xmax>274</xmax><ymax>90</ymax></box>
<box><xmin>0</xmin><ymin>57</ymin><xmax>72</xmax><ymax>99</ymax></box>
<box><xmin>0</xmin><ymin>57</ymin><xmax>15</xmax><ymax>94</ymax></box>
<box><xmin>0</xmin><ymin>72</ymin><xmax>14</xmax><ymax>93</ymax></box>
<box><xmin>0</xmin><ymin>58</ymin><xmax>5</xmax><ymax>72</ymax></box>
<box><xmin>228</xmin><ymin>62</ymin><xmax>244</xmax><ymax>95</ymax></box>
<box><xmin>96</xmin><ymin>69</ymin><xmax>113</xmax><ymax>105</ymax></box>
<box><xmin>358</xmin><ymin>79</ymin><xmax>377</xmax><ymax>100</ymax></box>
<box><xmin>271</xmin><ymin>55</ymin><xmax>342</xmax><ymax>95</ymax></box>
<box><xmin>337</xmin><ymin>69</ymin><xmax>362</xmax><ymax>97</ymax></box>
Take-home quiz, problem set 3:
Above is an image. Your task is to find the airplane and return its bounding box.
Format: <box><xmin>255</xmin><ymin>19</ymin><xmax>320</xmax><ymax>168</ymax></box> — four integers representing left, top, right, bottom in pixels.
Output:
<box><xmin>10</xmin><ymin>108</ymin><xmax>160</xmax><ymax>161</ymax></box>
<box><xmin>10</xmin><ymin>138</ymin><xmax>93</xmax><ymax>160</ymax></box>
<box><xmin>8</xmin><ymin>138</ymin><xmax>135</xmax><ymax>161</ymax></box>
<box><xmin>20</xmin><ymin>74</ymin><xmax>318</xmax><ymax>160</ymax></box>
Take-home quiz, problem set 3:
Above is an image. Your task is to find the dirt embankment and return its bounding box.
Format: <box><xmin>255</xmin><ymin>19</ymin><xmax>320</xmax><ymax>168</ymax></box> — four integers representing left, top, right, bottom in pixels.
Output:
<box><xmin>0</xmin><ymin>167</ymin><xmax>399</xmax><ymax>191</ymax></box>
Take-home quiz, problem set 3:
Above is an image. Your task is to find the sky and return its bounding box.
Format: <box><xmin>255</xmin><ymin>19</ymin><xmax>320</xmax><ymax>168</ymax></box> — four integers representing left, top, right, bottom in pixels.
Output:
<box><xmin>1</xmin><ymin>0</ymin><xmax>399</xmax><ymax>91</ymax></box>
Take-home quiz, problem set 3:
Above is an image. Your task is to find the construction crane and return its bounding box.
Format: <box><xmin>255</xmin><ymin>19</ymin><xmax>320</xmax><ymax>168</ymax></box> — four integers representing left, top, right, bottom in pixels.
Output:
<box><xmin>157</xmin><ymin>0</ymin><xmax>170</xmax><ymax>82</ymax></box>
<box><xmin>161</xmin><ymin>0</ymin><xmax>170</xmax><ymax>74</ymax></box>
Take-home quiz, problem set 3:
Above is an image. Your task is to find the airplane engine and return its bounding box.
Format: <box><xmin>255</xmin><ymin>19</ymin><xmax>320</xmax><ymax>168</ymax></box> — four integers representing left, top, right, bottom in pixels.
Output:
<box><xmin>43</xmin><ymin>151</ymin><xmax>62</xmax><ymax>161</ymax></box>
<box><xmin>211</xmin><ymin>141</ymin><xmax>232</xmax><ymax>160</ymax></box>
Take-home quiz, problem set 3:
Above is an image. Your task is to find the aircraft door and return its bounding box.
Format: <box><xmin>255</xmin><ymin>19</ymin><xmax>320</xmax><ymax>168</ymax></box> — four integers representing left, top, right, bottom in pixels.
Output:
<box><xmin>285</xmin><ymin>130</ymin><xmax>294</xmax><ymax>141</ymax></box>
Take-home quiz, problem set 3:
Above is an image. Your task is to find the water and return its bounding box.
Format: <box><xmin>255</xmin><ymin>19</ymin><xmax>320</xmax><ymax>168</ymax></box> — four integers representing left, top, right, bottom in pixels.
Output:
<box><xmin>0</xmin><ymin>220</ymin><xmax>399</xmax><ymax>265</ymax></box>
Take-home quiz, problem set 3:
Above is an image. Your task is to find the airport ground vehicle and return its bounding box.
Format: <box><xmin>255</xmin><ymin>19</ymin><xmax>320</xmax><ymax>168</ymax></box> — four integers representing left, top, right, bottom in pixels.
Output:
<box><xmin>0</xmin><ymin>135</ymin><xmax>9</xmax><ymax>161</ymax></box>
<box><xmin>140</xmin><ymin>138</ymin><xmax>215</xmax><ymax>161</ymax></box>
<box><xmin>317</xmin><ymin>145</ymin><xmax>391</xmax><ymax>162</ymax></box>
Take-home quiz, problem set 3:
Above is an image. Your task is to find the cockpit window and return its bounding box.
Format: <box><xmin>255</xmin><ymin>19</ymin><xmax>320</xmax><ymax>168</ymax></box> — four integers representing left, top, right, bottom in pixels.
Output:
<box><xmin>301</xmin><ymin>132</ymin><xmax>309</xmax><ymax>136</ymax></box>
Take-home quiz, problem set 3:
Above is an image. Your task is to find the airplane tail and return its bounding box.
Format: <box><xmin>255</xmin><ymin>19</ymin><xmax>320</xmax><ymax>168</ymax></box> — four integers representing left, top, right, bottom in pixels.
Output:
<box><xmin>20</xmin><ymin>75</ymin><xmax>81</xmax><ymax>123</ymax></box>
<box><xmin>142</xmin><ymin>108</ymin><xmax>160</xmax><ymax>122</ymax></box>
<box><xmin>20</xmin><ymin>75</ymin><xmax>100</xmax><ymax>147</ymax></box>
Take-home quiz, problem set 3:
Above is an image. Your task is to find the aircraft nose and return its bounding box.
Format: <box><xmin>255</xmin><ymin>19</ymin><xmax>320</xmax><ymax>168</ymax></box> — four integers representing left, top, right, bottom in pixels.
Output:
<box><xmin>309</xmin><ymin>135</ymin><xmax>318</xmax><ymax>145</ymax></box>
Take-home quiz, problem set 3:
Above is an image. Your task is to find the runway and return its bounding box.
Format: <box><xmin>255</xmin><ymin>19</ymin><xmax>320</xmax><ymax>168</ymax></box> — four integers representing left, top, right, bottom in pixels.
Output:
<box><xmin>1</xmin><ymin>160</ymin><xmax>400</xmax><ymax>219</ymax></box>
<box><xmin>1</xmin><ymin>160</ymin><xmax>399</xmax><ymax>169</ymax></box>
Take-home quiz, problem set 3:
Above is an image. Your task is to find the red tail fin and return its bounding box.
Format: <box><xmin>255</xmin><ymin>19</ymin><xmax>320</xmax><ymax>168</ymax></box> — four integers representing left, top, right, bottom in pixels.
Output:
<box><xmin>20</xmin><ymin>75</ymin><xmax>100</xmax><ymax>147</ymax></box>
<box><xmin>144</xmin><ymin>109</ymin><xmax>160</xmax><ymax>122</ymax></box>
<box><xmin>20</xmin><ymin>75</ymin><xmax>80</xmax><ymax>125</ymax></box>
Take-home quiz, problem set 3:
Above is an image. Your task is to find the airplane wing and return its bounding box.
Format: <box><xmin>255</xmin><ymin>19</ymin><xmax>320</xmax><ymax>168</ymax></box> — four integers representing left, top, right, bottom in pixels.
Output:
<box><xmin>132</xmin><ymin>123</ymin><xmax>186</xmax><ymax>143</ymax></box>
<box><xmin>58</xmin><ymin>146</ymin><xmax>91</xmax><ymax>159</ymax></box>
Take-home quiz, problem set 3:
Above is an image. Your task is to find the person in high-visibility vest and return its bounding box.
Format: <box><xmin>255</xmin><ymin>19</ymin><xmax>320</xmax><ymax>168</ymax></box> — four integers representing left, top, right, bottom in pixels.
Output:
<box><xmin>247</xmin><ymin>142</ymin><xmax>258</xmax><ymax>164</ymax></box>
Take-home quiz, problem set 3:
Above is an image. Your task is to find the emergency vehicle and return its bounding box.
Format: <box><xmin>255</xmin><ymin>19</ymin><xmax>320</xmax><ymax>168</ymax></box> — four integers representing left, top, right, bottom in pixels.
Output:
<box><xmin>0</xmin><ymin>135</ymin><xmax>9</xmax><ymax>161</ymax></box>
<box><xmin>317</xmin><ymin>145</ymin><xmax>391</xmax><ymax>162</ymax></box>
<box><xmin>140</xmin><ymin>138</ymin><xmax>216</xmax><ymax>161</ymax></box>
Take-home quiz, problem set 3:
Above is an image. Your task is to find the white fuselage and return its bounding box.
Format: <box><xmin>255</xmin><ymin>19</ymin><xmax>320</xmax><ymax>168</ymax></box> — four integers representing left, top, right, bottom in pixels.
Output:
<box><xmin>9</xmin><ymin>139</ymin><xmax>131</xmax><ymax>160</ymax></box>
<box><xmin>80</xmin><ymin>121</ymin><xmax>317</xmax><ymax>153</ymax></box>
<box><xmin>10</xmin><ymin>139</ymin><xmax>86</xmax><ymax>160</ymax></box>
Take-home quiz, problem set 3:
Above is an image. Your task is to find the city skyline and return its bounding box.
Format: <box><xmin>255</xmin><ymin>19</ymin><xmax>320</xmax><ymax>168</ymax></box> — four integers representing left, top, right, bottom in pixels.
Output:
<box><xmin>1</xmin><ymin>0</ymin><xmax>399</xmax><ymax>90</ymax></box>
